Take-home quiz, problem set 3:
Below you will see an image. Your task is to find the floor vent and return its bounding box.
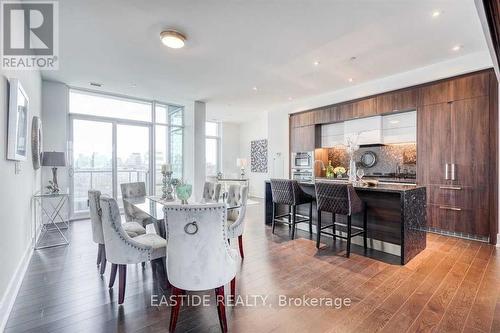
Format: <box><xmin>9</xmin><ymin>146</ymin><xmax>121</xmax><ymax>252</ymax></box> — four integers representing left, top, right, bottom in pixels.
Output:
<box><xmin>424</xmin><ymin>227</ymin><xmax>489</xmax><ymax>243</ymax></box>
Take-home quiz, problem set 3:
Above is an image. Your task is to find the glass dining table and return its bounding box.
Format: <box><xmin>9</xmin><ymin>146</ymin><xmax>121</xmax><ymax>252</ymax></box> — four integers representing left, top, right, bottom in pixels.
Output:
<box><xmin>123</xmin><ymin>196</ymin><xmax>240</xmax><ymax>238</ymax></box>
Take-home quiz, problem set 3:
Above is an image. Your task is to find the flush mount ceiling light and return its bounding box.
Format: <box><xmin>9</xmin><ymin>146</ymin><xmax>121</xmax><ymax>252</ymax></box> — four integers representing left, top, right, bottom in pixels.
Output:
<box><xmin>452</xmin><ymin>44</ymin><xmax>463</xmax><ymax>52</ymax></box>
<box><xmin>348</xmin><ymin>78</ymin><xmax>354</xmax><ymax>83</ymax></box>
<box><xmin>432</xmin><ymin>10</ymin><xmax>441</xmax><ymax>17</ymax></box>
<box><xmin>160</xmin><ymin>30</ymin><xmax>187</xmax><ymax>49</ymax></box>
<box><xmin>313</xmin><ymin>60</ymin><xmax>320</xmax><ymax>66</ymax></box>
<box><xmin>252</xmin><ymin>86</ymin><xmax>258</xmax><ymax>91</ymax></box>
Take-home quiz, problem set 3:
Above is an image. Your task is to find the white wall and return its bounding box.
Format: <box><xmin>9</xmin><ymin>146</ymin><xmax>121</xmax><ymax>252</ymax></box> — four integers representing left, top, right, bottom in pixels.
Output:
<box><xmin>0</xmin><ymin>69</ymin><xmax>42</xmax><ymax>328</ymax></box>
<box><xmin>42</xmin><ymin>81</ymin><xmax>69</xmax><ymax>220</ymax></box>
<box><xmin>221</xmin><ymin>122</ymin><xmax>240</xmax><ymax>178</ymax></box>
<box><xmin>239</xmin><ymin>113</ymin><xmax>269</xmax><ymax>197</ymax></box>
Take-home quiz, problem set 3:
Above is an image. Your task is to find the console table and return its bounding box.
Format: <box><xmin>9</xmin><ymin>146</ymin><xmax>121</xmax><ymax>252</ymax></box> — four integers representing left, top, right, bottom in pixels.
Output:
<box><xmin>32</xmin><ymin>192</ymin><xmax>70</xmax><ymax>249</ymax></box>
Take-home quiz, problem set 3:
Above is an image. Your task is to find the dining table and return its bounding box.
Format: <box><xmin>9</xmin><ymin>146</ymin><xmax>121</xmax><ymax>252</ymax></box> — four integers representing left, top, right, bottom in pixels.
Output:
<box><xmin>123</xmin><ymin>196</ymin><xmax>241</xmax><ymax>238</ymax></box>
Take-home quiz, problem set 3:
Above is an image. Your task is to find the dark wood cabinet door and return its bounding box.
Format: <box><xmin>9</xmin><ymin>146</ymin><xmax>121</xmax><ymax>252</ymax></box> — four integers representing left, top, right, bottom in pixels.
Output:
<box><xmin>338</xmin><ymin>103</ymin><xmax>353</xmax><ymax>121</ymax></box>
<box><xmin>449</xmin><ymin>97</ymin><xmax>490</xmax><ymax>236</ymax></box>
<box><xmin>417</xmin><ymin>103</ymin><xmax>452</xmax><ymax>185</ymax></box>
<box><xmin>419</xmin><ymin>81</ymin><xmax>451</xmax><ymax>106</ymax></box>
<box><xmin>352</xmin><ymin>97</ymin><xmax>377</xmax><ymax>118</ymax></box>
<box><xmin>393</xmin><ymin>89</ymin><xmax>417</xmax><ymax>111</ymax></box>
<box><xmin>377</xmin><ymin>89</ymin><xmax>417</xmax><ymax>114</ymax></box>
<box><xmin>290</xmin><ymin>125</ymin><xmax>317</xmax><ymax>152</ymax></box>
<box><xmin>450</xmin><ymin>72</ymin><xmax>490</xmax><ymax>101</ymax></box>
<box><xmin>450</xmin><ymin>97</ymin><xmax>489</xmax><ymax>188</ymax></box>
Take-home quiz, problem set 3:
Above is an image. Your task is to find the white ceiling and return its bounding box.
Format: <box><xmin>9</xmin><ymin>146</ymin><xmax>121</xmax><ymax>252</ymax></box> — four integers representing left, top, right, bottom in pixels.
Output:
<box><xmin>42</xmin><ymin>0</ymin><xmax>489</xmax><ymax>123</ymax></box>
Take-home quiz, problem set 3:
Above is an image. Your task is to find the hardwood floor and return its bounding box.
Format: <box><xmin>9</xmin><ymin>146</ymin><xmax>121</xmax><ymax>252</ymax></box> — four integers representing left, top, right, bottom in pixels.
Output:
<box><xmin>5</xmin><ymin>200</ymin><xmax>500</xmax><ymax>332</ymax></box>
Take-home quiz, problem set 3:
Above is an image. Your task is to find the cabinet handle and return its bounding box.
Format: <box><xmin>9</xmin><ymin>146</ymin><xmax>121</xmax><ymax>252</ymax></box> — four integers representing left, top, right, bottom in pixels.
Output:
<box><xmin>451</xmin><ymin>163</ymin><xmax>456</xmax><ymax>180</ymax></box>
<box><xmin>439</xmin><ymin>186</ymin><xmax>462</xmax><ymax>190</ymax></box>
<box><xmin>439</xmin><ymin>206</ymin><xmax>462</xmax><ymax>211</ymax></box>
<box><xmin>444</xmin><ymin>163</ymin><xmax>449</xmax><ymax>180</ymax></box>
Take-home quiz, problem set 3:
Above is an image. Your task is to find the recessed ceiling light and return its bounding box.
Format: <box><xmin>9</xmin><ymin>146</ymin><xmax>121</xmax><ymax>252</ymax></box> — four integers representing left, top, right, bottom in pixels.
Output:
<box><xmin>313</xmin><ymin>60</ymin><xmax>320</xmax><ymax>66</ymax></box>
<box><xmin>348</xmin><ymin>78</ymin><xmax>353</xmax><ymax>83</ymax></box>
<box><xmin>452</xmin><ymin>44</ymin><xmax>463</xmax><ymax>52</ymax></box>
<box><xmin>252</xmin><ymin>86</ymin><xmax>258</xmax><ymax>91</ymax></box>
<box><xmin>350</xmin><ymin>56</ymin><xmax>357</xmax><ymax>61</ymax></box>
<box><xmin>288</xmin><ymin>97</ymin><xmax>293</xmax><ymax>101</ymax></box>
<box><xmin>432</xmin><ymin>10</ymin><xmax>441</xmax><ymax>17</ymax></box>
<box><xmin>160</xmin><ymin>30</ymin><xmax>187</xmax><ymax>49</ymax></box>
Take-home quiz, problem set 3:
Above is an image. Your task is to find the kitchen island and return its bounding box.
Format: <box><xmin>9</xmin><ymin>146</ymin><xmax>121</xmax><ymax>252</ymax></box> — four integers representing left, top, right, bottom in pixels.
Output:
<box><xmin>265</xmin><ymin>180</ymin><xmax>426</xmax><ymax>264</ymax></box>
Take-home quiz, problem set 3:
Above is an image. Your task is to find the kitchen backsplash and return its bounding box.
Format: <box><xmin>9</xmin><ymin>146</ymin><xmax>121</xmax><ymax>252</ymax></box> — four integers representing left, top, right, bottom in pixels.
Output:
<box><xmin>323</xmin><ymin>143</ymin><xmax>417</xmax><ymax>175</ymax></box>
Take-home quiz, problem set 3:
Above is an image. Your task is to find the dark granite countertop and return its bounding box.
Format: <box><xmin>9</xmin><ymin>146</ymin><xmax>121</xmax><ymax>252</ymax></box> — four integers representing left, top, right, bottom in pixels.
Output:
<box><xmin>265</xmin><ymin>179</ymin><xmax>424</xmax><ymax>193</ymax></box>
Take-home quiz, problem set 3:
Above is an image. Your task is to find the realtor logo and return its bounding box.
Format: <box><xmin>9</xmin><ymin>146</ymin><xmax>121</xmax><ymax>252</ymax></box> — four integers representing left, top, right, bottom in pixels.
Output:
<box><xmin>1</xmin><ymin>1</ymin><xmax>58</xmax><ymax>69</ymax></box>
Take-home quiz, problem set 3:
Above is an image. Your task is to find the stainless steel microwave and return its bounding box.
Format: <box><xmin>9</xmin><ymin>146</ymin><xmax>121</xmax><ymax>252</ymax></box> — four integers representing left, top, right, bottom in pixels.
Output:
<box><xmin>291</xmin><ymin>151</ymin><xmax>314</xmax><ymax>169</ymax></box>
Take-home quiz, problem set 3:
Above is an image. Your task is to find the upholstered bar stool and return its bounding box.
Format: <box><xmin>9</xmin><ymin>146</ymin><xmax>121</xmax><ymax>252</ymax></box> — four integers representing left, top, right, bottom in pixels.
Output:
<box><xmin>270</xmin><ymin>179</ymin><xmax>314</xmax><ymax>240</ymax></box>
<box><xmin>314</xmin><ymin>181</ymin><xmax>367</xmax><ymax>257</ymax></box>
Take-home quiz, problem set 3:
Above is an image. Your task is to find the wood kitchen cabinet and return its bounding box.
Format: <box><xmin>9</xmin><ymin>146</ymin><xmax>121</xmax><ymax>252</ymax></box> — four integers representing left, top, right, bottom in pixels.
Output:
<box><xmin>418</xmin><ymin>80</ymin><xmax>451</xmax><ymax>106</ymax></box>
<box><xmin>377</xmin><ymin>89</ymin><xmax>417</xmax><ymax>114</ymax></box>
<box><xmin>290</xmin><ymin>125</ymin><xmax>318</xmax><ymax>152</ymax></box>
<box><xmin>351</xmin><ymin>97</ymin><xmax>377</xmax><ymax>118</ymax></box>
<box><xmin>288</xmin><ymin>69</ymin><xmax>497</xmax><ymax>242</ymax></box>
<box><xmin>418</xmin><ymin>96</ymin><xmax>491</xmax><ymax>236</ymax></box>
<box><xmin>290</xmin><ymin>111</ymin><xmax>315</xmax><ymax>127</ymax></box>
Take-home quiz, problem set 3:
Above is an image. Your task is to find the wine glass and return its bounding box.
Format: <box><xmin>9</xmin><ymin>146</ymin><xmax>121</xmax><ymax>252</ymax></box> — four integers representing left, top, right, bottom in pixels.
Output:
<box><xmin>356</xmin><ymin>168</ymin><xmax>365</xmax><ymax>182</ymax></box>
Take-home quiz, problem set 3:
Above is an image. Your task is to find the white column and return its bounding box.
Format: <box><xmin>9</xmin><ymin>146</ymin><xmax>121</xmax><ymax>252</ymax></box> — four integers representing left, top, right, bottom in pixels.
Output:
<box><xmin>193</xmin><ymin>101</ymin><xmax>206</xmax><ymax>200</ymax></box>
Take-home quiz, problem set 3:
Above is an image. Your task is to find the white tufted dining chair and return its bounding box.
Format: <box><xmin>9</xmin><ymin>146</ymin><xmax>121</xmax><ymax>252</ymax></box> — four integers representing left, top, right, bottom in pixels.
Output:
<box><xmin>164</xmin><ymin>203</ymin><xmax>237</xmax><ymax>332</ymax></box>
<box><xmin>202</xmin><ymin>181</ymin><xmax>222</xmax><ymax>202</ymax></box>
<box><xmin>121</xmin><ymin>182</ymin><xmax>154</xmax><ymax>228</ymax></box>
<box><xmin>88</xmin><ymin>190</ymin><xmax>146</xmax><ymax>275</ymax></box>
<box><xmin>99</xmin><ymin>195</ymin><xmax>167</xmax><ymax>304</ymax></box>
<box><xmin>226</xmin><ymin>185</ymin><xmax>249</xmax><ymax>259</ymax></box>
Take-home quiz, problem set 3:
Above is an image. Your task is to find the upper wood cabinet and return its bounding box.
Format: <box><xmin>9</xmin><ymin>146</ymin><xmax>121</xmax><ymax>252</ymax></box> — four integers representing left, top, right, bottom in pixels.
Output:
<box><xmin>351</xmin><ymin>97</ymin><xmax>377</xmax><ymax>118</ymax></box>
<box><xmin>290</xmin><ymin>125</ymin><xmax>317</xmax><ymax>152</ymax></box>
<box><xmin>314</xmin><ymin>106</ymin><xmax>336</xmax><ymax>124</ymax></box>
<box><xmin>377</xmin><ymin>89</ymin><xmax>417</xmax><ymax>114</ymax></box>
<box><xmin>290</xmin><ymin>111</ymin><xmax>315</xmax><ymax>128</ymax></box>
<box><xmin>418</xmin><ymin>81</ymin><xmax>452</xmax><ymax>106</ymax></box>
<box><xmin>338</xmin><ymin>103</ymin><xmax>354</xmax><ymax>121</ymax></box>
<box><xmin>450</xmin><ymin>72</ymin><xmax>489</xmax><ymax>101</ymax></box>
<box><xmin>418</xmin><ymin>72</ymin><xmax>490</xmax><ymax>106</ymax></box>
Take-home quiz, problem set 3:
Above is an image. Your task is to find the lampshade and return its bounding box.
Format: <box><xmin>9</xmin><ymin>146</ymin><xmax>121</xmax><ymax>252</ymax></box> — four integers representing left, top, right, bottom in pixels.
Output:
<box><xmin>42</xmin><ymin>151</ymin><xmax>66</xmax><ymax>167</ymax></box>
<box><xmin>236</xmin><ymin>158</ymin><xmax>247</xmax><ymax>167</ymax></box>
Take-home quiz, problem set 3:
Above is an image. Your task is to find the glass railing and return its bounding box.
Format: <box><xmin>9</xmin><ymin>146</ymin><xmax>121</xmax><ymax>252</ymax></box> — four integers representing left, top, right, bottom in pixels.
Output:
<box><xmin>73</xmin><ymin>169</ymin><xmax>149</xmax><ymax>213</ymax></box>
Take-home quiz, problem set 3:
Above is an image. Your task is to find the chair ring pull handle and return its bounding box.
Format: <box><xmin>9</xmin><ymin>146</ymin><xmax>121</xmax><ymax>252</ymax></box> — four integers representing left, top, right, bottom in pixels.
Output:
<box><xmin>184</xmin><ymin>221</ymin><xmax>198</xmax><ymax>235</ymax></box>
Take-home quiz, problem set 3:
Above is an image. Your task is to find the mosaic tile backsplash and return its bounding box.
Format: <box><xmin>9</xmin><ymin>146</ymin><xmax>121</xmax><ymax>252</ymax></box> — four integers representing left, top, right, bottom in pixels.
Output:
<box><xmin>321</xmin><ymin>143</ymin><xmax>417</xmax><ymax>175</ymax></box>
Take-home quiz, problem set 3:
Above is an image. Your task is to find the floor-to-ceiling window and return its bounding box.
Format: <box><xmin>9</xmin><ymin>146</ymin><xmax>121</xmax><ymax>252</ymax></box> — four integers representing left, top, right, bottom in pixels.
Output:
<box><xmin>69</xmin><ymin>89</ymin><xmax>183</xmax><ymax>217</ymax></box>
<box><xmin>205</xmin><ymin>121</ymin><xmax>221</xmax><ymax>177</ymax></box>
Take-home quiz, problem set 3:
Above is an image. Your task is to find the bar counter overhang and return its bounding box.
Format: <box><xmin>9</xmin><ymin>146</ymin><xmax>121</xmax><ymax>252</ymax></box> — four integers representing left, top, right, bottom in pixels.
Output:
<box><xmin>265</xmin><ymin>179</ymin><xmax>427</xmax><ymax>265</ymax></box>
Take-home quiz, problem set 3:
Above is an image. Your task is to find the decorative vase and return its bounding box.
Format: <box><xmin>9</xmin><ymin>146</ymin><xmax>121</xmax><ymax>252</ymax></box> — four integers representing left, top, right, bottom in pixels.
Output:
<box><xmin>176</xmin><ymin>184</ymin><xmax>192</xmax><ymax>204</ymax></box>
<box><xmin>348</xmin><ymin>156</ymin><xmax>357</xmax><ymax>183</ymax></box>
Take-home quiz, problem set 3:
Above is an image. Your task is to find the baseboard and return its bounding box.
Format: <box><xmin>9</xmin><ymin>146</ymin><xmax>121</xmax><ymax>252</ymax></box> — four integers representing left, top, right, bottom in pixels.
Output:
<box><xmin>0</xmin><ymin>243</ymin><xmax>33</xmax><ymax>331</ymax></box>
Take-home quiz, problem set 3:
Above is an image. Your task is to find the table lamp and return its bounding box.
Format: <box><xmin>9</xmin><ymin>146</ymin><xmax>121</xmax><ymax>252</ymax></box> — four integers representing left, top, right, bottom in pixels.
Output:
<box><xmin>42</xmin><ymin>151</ymin><xmax>66</xmax><ymax>193</ymax></box>
<box><xmin>236</xmin><ymin>158</ymin><xmax>247</xmax><ymax>178</ymax></box>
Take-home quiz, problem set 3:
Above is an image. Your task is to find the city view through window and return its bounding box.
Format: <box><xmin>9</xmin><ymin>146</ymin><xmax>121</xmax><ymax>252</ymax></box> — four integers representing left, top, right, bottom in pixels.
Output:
<box><xmin>69</xmin><ymin>90</ymin><xmax>183</xmax><ymax>215</ymax></box>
